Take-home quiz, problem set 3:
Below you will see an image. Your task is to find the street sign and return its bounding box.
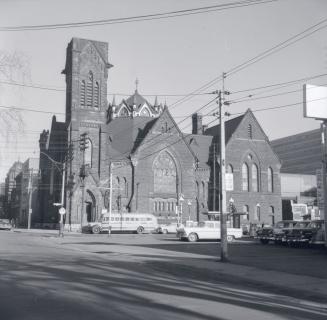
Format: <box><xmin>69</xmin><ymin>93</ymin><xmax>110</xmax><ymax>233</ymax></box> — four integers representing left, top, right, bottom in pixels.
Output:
<box><xmin>303</xmin><ymin>84</ymin><xmax>327</xmax><ymax>120</ymax></box>
<box><xmin>59</xmin><ymin>207</ymin><xmax>66</xmax><ymax>215</ymax></box>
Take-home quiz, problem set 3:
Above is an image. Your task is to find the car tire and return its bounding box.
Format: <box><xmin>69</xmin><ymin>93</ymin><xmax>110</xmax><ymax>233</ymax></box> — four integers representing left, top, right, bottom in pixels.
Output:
<box><xmin>92</xmin><ymin>225</ymin><xmax>101</xmax><ymax>234</ymax></box>
<box><xmin>260</xmin><ymin>239</ymin><xmax>269</xmax><ymax>245</ymax></box>
<box><xmin>136</xmin><ymin>226</ymin><xmax>144</xmax><ymax>234</ymax></box>
<box><xmin>162</xmin><ymin>229</ymin><xmax>168</xmax><ymax>234</ymax></box>
<box><xmin>227</xmin><ymin>235</ymin><xmax>234</xmax><ymax>243</ymax></box>
<box><xmin>188</xmin><ymin>233</ymin><xmax>198</xmax><ymax>242</ymax></box>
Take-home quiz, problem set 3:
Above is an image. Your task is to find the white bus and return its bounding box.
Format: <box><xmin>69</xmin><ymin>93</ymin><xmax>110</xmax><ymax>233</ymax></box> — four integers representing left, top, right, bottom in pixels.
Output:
<box><xmin>86</xmin><ymin>212</ymin><xmax>158</xmax><ymax>234</ymax></box>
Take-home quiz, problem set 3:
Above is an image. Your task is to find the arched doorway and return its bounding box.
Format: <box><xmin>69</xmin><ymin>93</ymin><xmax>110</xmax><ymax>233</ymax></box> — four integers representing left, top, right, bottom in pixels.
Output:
<box><xmin>85</xmin><ymin>190</ymin><xmax>97</xmax><ymax>222</ymax></box>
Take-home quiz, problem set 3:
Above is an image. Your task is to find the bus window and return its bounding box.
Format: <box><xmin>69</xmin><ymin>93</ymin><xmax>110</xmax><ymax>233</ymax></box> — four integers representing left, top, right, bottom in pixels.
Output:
<box><xmin>135</xmin><ymin>218</ymin><xmax>139</xmax><ymax>221</ymax></box>
<box><xmin>147</xmin><ymin>218</ymin><xmax>152</xmax><ymax>221</ymax></box>
<box><xmin>140</xmin><ymin>217</ymin><xmax>146</xmax><ymax>221</ymax></box>
<box><xmin>115</xmin><ymin>217</ymin><xmax>119</xmax><ymax>221</ymax></box>
<box><xmin>111</xmin><ymin>217</ymin><xmax>114</xmax><ymax>221</ymax></box>
<box><xmin>125</xmin><ymin>217</ymin><xmax>130</xmax><ymax>221</ymax></box>
<box><xmin>130</xmin><ymin>218</ymin><xmax>134</xmax><ymax>221</ymax></box>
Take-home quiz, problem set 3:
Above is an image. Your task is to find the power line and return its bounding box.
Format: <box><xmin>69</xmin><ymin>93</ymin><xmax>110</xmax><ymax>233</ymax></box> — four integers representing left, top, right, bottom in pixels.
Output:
<box><xmin>230</xmin><ymin>73</ymin><xmax>327</xmax><ymax>95</ymax></box>
<box><xmin>226</xmin><ymin>17</ymin><xmax>327</xmax><ymax>77</ymax></box>
<box><xmin>0</xmin><ymin>0</ymin><xmax>277</xmax><ymax>31</ymax></box>
<box><xmin>230</xmin><ymin>82</ymin><xmax>327</xmax><ymax>104</ymax></box>
<box><xmin>0</xmin><ymin>104</ymin><xmax>65</xmax><ymax>115</ymax></box>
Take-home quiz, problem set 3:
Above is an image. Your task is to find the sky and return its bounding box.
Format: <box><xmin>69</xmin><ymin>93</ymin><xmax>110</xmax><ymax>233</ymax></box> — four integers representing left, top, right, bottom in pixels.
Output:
<box><xmin>0</xmin><ymin>0</ymin><xmax>326</xmax><ymax>181</ymax></box>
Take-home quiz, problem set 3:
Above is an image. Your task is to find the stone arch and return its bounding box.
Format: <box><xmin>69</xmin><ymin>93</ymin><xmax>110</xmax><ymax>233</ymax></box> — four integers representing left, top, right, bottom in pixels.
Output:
<box><xmin>85</xmin><ymin>189</ymin><xmax>97</xmax><ymax>222</ymax></box>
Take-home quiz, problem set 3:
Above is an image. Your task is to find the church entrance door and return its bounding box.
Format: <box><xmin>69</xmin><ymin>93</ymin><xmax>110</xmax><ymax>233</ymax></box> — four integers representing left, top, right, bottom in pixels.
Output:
<box><xmin>86</xmin><ymin>190</ymin><xmax>97</xmax><ymax>222</ymax></box>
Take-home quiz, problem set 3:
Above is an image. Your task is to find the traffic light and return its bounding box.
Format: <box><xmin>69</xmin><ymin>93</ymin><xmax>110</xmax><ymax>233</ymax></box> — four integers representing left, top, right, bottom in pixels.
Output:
<box><xmin>79</xmin><ymin>133</ymin><xmax>89</xmax><ymax>151</ymax></box>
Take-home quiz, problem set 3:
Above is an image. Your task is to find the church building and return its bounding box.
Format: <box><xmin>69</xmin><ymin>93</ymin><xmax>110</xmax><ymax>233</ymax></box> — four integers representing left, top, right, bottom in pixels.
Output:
<box><xmin>37</xmin><ymin>38</ymin><xmax>282</xmax><ymax>231</ymax></box>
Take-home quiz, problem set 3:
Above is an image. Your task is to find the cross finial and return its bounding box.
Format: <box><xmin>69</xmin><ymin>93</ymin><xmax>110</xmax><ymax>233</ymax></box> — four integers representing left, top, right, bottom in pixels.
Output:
<box><xmin>135</xmin><ymin>78</ymin><xmax>139</xmax><ymax>93</ymax></box>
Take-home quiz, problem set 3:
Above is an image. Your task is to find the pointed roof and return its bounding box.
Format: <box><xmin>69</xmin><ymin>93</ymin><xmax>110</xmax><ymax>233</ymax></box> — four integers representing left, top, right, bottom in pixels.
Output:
<box><xmin>204</xmin><ymin>113</ymin><xmax>245</xmax><ymax>143</ymax></box>
<box><xmin>125</xmin><ymin>90</ymin><xmax>151</xmax><ymax>109</ymax></box>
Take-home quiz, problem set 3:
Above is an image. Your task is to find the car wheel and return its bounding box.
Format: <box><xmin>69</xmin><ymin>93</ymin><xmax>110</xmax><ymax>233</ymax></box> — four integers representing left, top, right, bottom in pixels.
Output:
<box><xmin>136</xmin><ymin>226</ymin><xmax>144</xmax><ymax>234</ymax></box>
<box><xmin>260</xmin><ymin>239</ymin><xmax>269</xmax><ymax>245</ymax></box>
<box><xmin>162</xmin><ymin>229</ymin><xmax>168</xmax><ymax>234</ymax></box>
<box><xmin>227</xmin><ymin>235</ymin><xmax>234</xmax><ymax>243</ymax></box>
<box><xmin>188</xmin><ymin>233</ymin><xmax>198</xmax><ymax>242</ymax></box>
<box><xmin>92</xmin><ymin>225</ymin><xmax>101</xmax><ymax>234</ymax></box>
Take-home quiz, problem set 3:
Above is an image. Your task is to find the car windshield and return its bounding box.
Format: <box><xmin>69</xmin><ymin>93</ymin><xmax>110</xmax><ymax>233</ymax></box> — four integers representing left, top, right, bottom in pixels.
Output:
<box><xmin>294</xmin><ymin>222</ymin><xmax>309</xmax><ymax>228</ymax></box>
<box><xmin>0</xmin><ymin>219</ymin><xmax>10</xmax><ymax>224</ymax></box>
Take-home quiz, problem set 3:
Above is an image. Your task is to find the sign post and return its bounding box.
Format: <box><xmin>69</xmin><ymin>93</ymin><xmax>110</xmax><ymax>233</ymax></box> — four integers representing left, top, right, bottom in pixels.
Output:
<box><xmin>58</xmin><ymin>207</ymin><xmax>66</xmax><ymax>237</ymax></box>
<box><xmin>303</xmin><ymin>84</ymin><xmax>327</xmax><ymax>248</ymax></box>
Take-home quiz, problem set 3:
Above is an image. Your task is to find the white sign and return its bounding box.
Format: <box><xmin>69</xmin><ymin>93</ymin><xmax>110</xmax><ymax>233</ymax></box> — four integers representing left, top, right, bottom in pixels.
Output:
<box><xmin>303</xmin><ymin>84</ymin><xmax>327</xmax><ymax>119</ymax></box>
<box><xmin>226</xmin><ymin>173</ymin><xmax>234</xmax><ymax>191</ymax></box>
<box><xmin>59</xmin><ymin>207</ymin><xmax>66</xmax><ymax>215</ymax></box>
<box><xmin>291</xmin><ymin>203</ymin><xmax>308</xmax><ymax>221</ymax></box>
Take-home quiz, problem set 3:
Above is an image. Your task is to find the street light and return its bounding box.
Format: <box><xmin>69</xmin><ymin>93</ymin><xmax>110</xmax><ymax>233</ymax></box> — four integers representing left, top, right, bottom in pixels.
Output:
<box><xmin>179</xmin><ymin>194</ymin><xmax>184</xmax><ymax>224</ymax></box>
<box><xmin>187</xmin><ymin>199</ymin><xmax>192</xmax><ymax>222</ymax></box>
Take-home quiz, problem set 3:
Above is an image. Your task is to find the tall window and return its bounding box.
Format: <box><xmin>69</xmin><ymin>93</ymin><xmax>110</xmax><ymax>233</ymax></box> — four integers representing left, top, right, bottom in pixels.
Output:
<box><xmin>252</xmin><ymin>164</ymin><xmax>259</xmax><ymax>192</ymax></box>
<box><xmin>94</xmin><ymin>82</ymin><xmax>99</xmax><ymax>108</ymax></box>
<box><xmin>243</xmin><ymin>205</ymin><xmax>249</xmax><ymax>220</ymax></box>
<box><xmin>268</xmin><ymin>167</ymin><xmax>274</xmax><ymax>192</ymax></box>
<box><xmin>255</xmin><ymin>205</ymin><xmax>260</xmax><ymax>221</ymax></box>
<box><xmin>80</xmin><ymin>80</ymin><xmax>86</xmax><ymax>106</ymax></box>
<box><xmin>202</xmin><ymin>181</ymin><xmax>205</xmax><ymax>199</ymax></box>
<box><xmin>86</xmin><ymin>71</ymin><xmax>93</xmax><ymax>107</ymax></box>
<box><xmin>242</xmin><ymin>163</ymin><xmax>249</xmax><ymax>191</ymax></box>
<box><xmin>269</xmin><ymin>206</ymin><xmax>275</xmax><ymax>225</ymax></box>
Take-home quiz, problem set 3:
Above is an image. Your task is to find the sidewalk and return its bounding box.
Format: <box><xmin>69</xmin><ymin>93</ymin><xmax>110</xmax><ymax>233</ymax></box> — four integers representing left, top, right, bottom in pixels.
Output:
<box><xmin>47</xmin><ymin>233</ymin><xmax>327</xmax><ymax>304</ymax></box>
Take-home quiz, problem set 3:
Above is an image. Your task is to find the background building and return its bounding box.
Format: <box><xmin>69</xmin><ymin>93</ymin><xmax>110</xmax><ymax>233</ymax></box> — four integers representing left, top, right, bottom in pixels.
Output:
<box><xmin>271</xmin><ymin>129</ymin><xmax>321</xmax><ymax>220</ymax></box>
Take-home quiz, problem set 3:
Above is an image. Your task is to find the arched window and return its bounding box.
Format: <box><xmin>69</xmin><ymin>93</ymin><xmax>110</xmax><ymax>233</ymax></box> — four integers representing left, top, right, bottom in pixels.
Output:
<box><xmin>153</xmin><ymin>151</ymin><xmax>177</xmax><ymax>194</ymax></box>
<box><xmin>255</xmin><ymin>205</ymin><xmax>261</xmax><ymax>221</ymax></box>
<box><xmin>123</xmin><ymin>177</ymin><xmax>128</xmax><ymax>197</ymax></box>
<box><xmin>268</xmin><ymin>167</ymin><xmax>274</xmax><ymax>192</ymax></box>
<box><xmin>87</xmin><ymin>71</ymin><xmax>93</xmax><ymax>107</ymax></box>
<box><xmin>94</xmin><ymin>82</ymin><xmax>100</xmax><ymax>108</ymax></box>
<box><xmin>196</xmin><ymin>181</ymin><xmax>199</xmax><ymax>198</ymax></box>
<box><xmin>242</xmin><ymin>163</ymin><xmax>249</xmax><ymax>191</ymax></box>
<box><xmin>248</xmin><ymin>124</ymin><xmax>253</xmax><ymax>139</ymax></box>
<box><xmin>80</xmin><ymin>80</ymin><xmax>86</xmax><ymax>107</ymax></box>
<box><xmin>252</xmin><ymin>163</ymin><xmax>259</xmax><ymax>192</ymax></box>
<box><xmin>269</xmin><ymin>206</ymin><xmax>275</xmax><ymax>225</ymax></box>
<box><xmin>243</xmin><ymin>205</ymin><xmax>249</xmax><ymax>220</ymax></box>
<box><xmin>202</xmin><ymin>181</ymin><xmax>205</xmax><ymax>199</ymax></box>
<box><xmin>84</xmin><ymin>138</ymin><xmax>92</xmax><ymax>167</ymax></box>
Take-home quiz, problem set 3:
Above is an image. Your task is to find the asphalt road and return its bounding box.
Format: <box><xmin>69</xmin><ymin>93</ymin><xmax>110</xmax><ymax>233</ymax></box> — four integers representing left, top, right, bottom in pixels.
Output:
<box><xmin>0</xmin><ymin>230</ymin><xmax>326</xmax><ymax>320</ymax></box>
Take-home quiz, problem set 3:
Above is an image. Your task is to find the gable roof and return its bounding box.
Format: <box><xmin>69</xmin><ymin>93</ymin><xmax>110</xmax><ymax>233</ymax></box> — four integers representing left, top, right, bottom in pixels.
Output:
<box><xmin>184</xmin><ymin>134</ymin><xmax>213</xmax><ymax>166</ymax></box>
<box><xmin>107</xmin><ymin>116</ymin><xmax>158</xmax><ymax>160</ymax></box>
<box><xmin>204</xmin><ymin>113</ymin><xmax>245</xmax><ymax>144</ymax></box>
<box><xmin>132</xmin><ymin>107</ymin><xmax>198</xmax><ymax>162</ymax></box>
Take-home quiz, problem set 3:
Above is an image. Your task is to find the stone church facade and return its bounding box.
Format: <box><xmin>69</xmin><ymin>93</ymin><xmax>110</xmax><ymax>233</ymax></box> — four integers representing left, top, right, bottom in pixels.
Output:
<box><xmin>38</xmin><ymin>38</ymin><xmax>282</xmax><ymax>231</ymax></box>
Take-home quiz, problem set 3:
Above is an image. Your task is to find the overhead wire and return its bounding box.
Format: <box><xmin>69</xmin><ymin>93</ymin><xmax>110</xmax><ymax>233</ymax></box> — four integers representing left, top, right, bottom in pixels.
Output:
<box><xmin>0</xmin><ymin>0</ymin><xmax>277</xmax><ymax>31</ymax></box>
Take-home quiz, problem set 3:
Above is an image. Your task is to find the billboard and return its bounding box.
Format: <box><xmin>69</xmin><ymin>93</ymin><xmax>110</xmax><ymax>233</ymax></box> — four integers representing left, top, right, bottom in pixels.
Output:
<box><xmin>303</xmin><ymin>84</ymin><xmax>327</xmax><ymax>119</ymax></box>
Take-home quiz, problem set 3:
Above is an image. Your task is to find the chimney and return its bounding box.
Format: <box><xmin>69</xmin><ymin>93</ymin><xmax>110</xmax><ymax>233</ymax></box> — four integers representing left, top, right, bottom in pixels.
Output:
<box><xmin>192</xmin><ymin>113</ymin><xmax>203</xmax><ymax>134</ymax></box>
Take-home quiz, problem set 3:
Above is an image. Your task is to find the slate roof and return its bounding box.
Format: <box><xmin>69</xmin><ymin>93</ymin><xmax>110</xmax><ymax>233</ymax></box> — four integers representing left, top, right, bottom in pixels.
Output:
<box><xmin>107</xmin><ymin>116</ymin><xmax>158</xmax><ymax>159</ymax></box>
<box><xmin>184</xmin><ymin>134</ymin><xmax>213</xmax><ymax>166</ymax></box>
<box><xmin>204</xmin><ymin>114</ymin><xmax>245</xmax><ymax>144</ymax></box>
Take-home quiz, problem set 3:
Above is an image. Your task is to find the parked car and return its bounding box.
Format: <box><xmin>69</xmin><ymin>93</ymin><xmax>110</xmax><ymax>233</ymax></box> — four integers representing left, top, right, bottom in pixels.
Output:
<box><xmin>255</xmin><ymin>226</ymin><xmax>274</xmax><ymax>244</ymax></box>
<box><xmin>157</xmin><ymin>222</ymin><xmax>184</xmax><ymax>234</ymax></box>
<box><xmin>0</xmin><ymin>219</ymin><xmax>12</xmax><ymax>230</ymax></box>
<box><xmin>176</xmin><ymin>220</ymin><xmax>242</xmax><ymax>242</ymax></box>
<box><xmin>272</xmin><ymin>220</ymin><xmax>298</xmax><ymax>244</ymax></box>
<box><xmin>286</xmin><ymin>220</ymin><xmax>325</xmax><ymax>246</ymax></box>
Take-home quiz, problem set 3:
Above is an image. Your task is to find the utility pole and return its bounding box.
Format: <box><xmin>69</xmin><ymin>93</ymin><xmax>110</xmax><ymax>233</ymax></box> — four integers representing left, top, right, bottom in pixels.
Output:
<box><xmin>216</xmin><ymin>72</ymin><xmax>230</xmax><ymax>262</ymax></box>
<box><xmin>27</xmin><ymin>168</ymin><xmax>33</xmax><ymax>229</ymax></box>
<box><xmin>213</xmin><ymin>144</ymin><xmax>216</xmax><ymax>211</ymax></box>
<box><xmin>321</xmin><ymin>122</ymin><xmax>327</xmax><ymax>248</ymax></box>
<box><xmin>108</xmin><ymin>162</ymin><xmax>113</xmax><ymax>236</ymax></box>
